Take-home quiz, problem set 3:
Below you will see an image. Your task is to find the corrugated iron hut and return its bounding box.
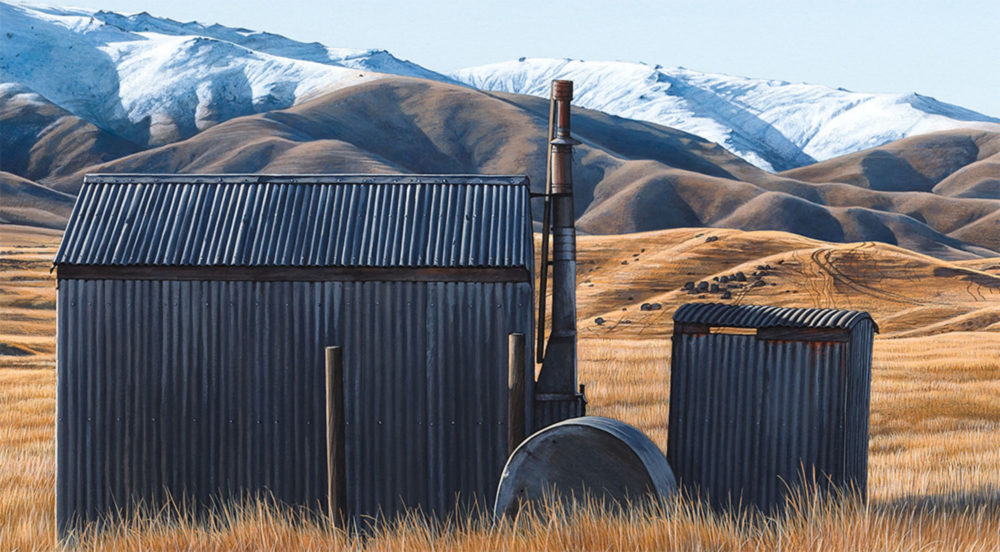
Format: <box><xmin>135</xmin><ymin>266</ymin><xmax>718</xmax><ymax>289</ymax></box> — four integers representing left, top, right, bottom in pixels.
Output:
<box><xmin>54</xmin><ymin>174</ymin><xmax>536</xmax><ymax>533</ymax></box>
<box><xmin>667</xmin><ymin>303</ymin><xmax>876</xmax><ymax>513</ymax></box>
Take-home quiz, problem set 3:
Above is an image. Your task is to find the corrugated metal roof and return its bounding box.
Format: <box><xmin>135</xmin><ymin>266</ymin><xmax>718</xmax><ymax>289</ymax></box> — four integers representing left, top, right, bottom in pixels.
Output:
<box><xmin>673</xmin><ymin>303</ymin><xmax>877</xmax><ymax>332</ymax></box>
<box><xmin>55</xmin><ymin>174</ymin><xmax>532</xmax><ymax>268</ymax></box>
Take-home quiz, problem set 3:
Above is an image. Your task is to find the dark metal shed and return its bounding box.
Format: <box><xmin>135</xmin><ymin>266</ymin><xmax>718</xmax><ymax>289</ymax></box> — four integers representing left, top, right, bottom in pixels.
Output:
<box><xmin>667</xmin><ymin>303</ymin><xmax>877</xmax><ymax>513</ymax></box>
<box><xmin>54</xmin><ymin>174</ymin><xmax>535</xmax><ymax>533</ymax></box>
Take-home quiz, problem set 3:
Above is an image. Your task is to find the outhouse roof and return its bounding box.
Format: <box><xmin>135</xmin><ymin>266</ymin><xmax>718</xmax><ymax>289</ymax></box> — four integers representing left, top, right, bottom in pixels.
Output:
<box><xmin>673</xmin><ymin>303</ymin><xmax>877</xmax><ymax>332</ymax></box>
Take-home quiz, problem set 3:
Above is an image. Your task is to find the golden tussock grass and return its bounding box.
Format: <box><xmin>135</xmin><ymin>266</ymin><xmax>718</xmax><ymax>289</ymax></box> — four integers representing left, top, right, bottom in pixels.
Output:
<box><xmin>3</xmin><ymin>333</ymin><xmax>998</xmax><ymax>551</ymax></box>
<box><xmin>40</xmin><ymin>490</ymin><xmax>1000</xmax><ymax>551</ymax></box>
<box><xmin>1</xmin><ymin>226</ymin><xmax>999</xmax><ymax>550</ymax></box>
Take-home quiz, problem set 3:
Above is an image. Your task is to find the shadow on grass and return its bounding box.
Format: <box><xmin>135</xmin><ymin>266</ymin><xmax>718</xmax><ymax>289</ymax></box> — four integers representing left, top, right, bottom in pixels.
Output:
<box><xmin>874</xmin><ymin>486</ymin><xmax>1000</xmax><ymax>514</ymax></box>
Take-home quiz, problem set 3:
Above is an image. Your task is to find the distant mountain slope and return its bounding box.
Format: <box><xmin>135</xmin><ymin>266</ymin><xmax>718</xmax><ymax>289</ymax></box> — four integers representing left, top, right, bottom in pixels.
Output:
<box><xmin>452</xmin><ymin>58</ymin><xmax>1000</xmax><ymax>171</ymax></box>
<box><xmin>781</xmin><ymin>129</ymin><xmax>1000</xmax><ymax>196</ymax></box>
<box><xmin>0</xmin><ymin>2</ymin><xmax>453</xmax><ymax>146</ymax></box>
<box><xmin>934</xmin><ymin>159</ymin><xmax>1000</xmax><ymax>200</ymax></box>
<box><xmin>0</xmin><ymin>172</ymin><xmax>75</xmax><ymax>228</ymax></box>
<box><xmin>0</xmin><ymin>83</ymin><xmax>141</xmax><ymax>181</ymax></box>
<box><xmin>36</xmin><ymin>77</ymin><xmax>1000</xmax><ymax>260</ymax></box>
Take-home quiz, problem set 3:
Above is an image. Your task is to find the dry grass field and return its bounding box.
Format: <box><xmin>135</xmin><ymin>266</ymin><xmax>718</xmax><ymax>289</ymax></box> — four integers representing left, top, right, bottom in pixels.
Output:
<box><xmin>1</xmin><ymin>224</ymin><xmax>999</xmax><ymax>550</ymax></box>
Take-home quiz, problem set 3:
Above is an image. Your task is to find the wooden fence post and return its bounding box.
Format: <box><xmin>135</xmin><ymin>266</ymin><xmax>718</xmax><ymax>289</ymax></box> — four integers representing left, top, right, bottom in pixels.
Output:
<box><xmin>508</xmin><ymin>333</ymin><xmax>526</xmax><ymax>456</ymax></box>
<box><xmin>325</xmin><ymin>346</ymin><xmax>346</xmax><ymax>525</ymax></box>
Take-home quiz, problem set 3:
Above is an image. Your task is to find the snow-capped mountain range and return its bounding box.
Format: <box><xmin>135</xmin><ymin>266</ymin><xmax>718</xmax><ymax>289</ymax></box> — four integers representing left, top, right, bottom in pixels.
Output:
<box><xmin>452</xmin><ymin>59</ymin><xmax>1000</xmax><ymax>171</ymax></box>
<box><xmin>3</xmin><ymin>2</ymin><xmax>999</xmax><ymax>170</ymax></box>
<box><xmin>0</xmin><ymin>2</ymin><xmax>453</xmax><ymax>146</ymax></box>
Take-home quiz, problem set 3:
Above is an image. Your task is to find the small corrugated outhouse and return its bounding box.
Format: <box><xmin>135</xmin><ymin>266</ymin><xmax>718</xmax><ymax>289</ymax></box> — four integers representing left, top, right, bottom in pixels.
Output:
<box><xmin>54</xmin><ymin>174</ymin><xmax>536</xmax><ymax>533</ymax></box>
<box><xmin>667</xmin><ymin>303</ymin><xmax>876</xmax><ymax>513</ymax></box>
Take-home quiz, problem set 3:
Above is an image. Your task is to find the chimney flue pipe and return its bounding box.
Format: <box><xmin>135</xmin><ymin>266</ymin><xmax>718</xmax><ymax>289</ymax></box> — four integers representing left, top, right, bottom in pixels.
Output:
<box><xmin>536</xmin><ymin>80</ymin><xmax>580</xmax><ymax>395</ymax></box>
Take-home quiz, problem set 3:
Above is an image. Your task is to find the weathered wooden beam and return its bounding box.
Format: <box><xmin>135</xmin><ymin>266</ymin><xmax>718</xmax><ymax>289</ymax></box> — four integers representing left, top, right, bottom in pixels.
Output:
<box><xmin>672</xmin><ymin>322</ymin><xmax>711</xmax><ymax>335</ymax></box>
<box><xmin>757</xmin><ymin>327</ymin><xmax>850</xmax><ymax>342</ymax></box>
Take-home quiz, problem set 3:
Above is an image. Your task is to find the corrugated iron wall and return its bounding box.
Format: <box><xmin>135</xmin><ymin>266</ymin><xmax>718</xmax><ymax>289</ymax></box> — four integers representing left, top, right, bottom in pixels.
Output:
<box><xmin>341</xmin><ymin>280</ymin><xmax>533</xmax><ymax>521</ymax></box>
<box><xmin>57</xmin><ymin>278</ymin><xmax>532</xmax><ymax>534</ymax></box>
<box><xmin>533</xmin><ymin>393</ymin><xmax>586</xmax><ymax>431</ymax></box>
<box><xmin>844</xmin><ymin>320</ymin><xmax>874</xmax><ymax>497</ymax></box>
<box><xmin>666</xmin><ymin>320</ymin><xmax>873</xmax><ymax>513</ymax></box>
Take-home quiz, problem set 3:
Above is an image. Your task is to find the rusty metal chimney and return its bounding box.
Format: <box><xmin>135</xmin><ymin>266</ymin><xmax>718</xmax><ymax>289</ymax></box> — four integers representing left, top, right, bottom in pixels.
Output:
<box><xmin>535</xmin><ymin>81</ymin><xmax>584</xmax><ymax>419</ymax></box>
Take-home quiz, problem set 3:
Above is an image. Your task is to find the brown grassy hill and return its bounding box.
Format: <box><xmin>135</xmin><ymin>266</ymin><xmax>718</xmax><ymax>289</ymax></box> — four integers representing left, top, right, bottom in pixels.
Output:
<box><xmin>781</xmin><ymin>128</ymin><xmax>1000</xmax><ymax>196</ymax></box>
<box><xmin>951</xmin><ymin>210</ymin><xmax>1000</xmax><ymax>248</ymax></box>
<box><xmin>38</xmin><ymin>77</ymin><xmax>754</xmax><ymax>197</ymax></box>
<box><xmin>0</xmin><ymin>172</ymin><xmax>75</xmax><ymax>229</ymax></box>
<box><xmin>0</xmin><ymin>83</ymin><xmax>141</xmax><ymax>182</ymax></box>
<box><xmin>933</xmin><ymin>154</ymin><xmax>1000</xmax><ymax>198</ymax></box>
<box><xmin>570</xmin><ymin>228</ymin><xmax>1000</xmax><ymax>340</ymax></box>
<box><xmin>576</xmin><ymin>173</ymin><xmax>999</xmax><ymax>258</ymax></box>
<box><xmin>9</xmin><ymin>77</ymin><xmax>998</xmax><ymax>259</ymax></box>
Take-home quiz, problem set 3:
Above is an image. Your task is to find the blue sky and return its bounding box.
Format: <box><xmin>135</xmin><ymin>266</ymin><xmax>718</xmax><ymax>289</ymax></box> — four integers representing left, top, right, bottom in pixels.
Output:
<box><xmin>38</xmin><ymin>0</ymin><xmax>1000</xmax><ymax>116</ymax></box>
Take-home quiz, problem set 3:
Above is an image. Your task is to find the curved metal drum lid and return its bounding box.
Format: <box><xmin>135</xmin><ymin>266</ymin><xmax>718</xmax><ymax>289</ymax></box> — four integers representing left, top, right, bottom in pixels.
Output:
<box><xmin>494</xmin><ymin>416</ymin><xmax>677</xmax><ymax>518</ymax></box>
